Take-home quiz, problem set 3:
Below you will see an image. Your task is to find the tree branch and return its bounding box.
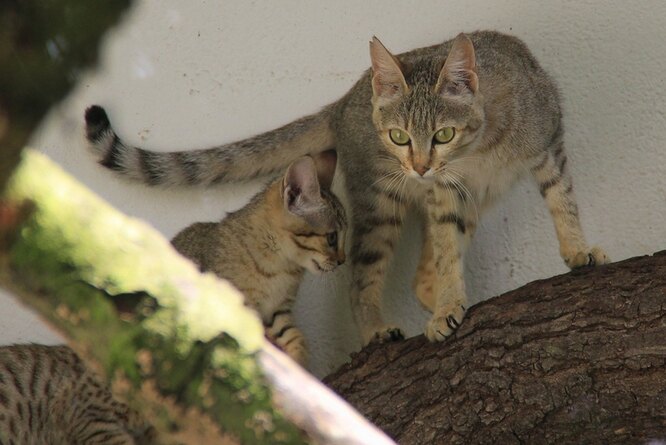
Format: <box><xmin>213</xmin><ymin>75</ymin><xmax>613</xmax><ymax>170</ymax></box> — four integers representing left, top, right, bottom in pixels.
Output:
<box><xmin>325</xmin><ymin>252</ymin><xmax>666</xmax><ymax>444</ymax></box>
<box><xmin>2</xmin><ymin>150</ymin><xmax>395</xmax><ymax>444</ymax></box>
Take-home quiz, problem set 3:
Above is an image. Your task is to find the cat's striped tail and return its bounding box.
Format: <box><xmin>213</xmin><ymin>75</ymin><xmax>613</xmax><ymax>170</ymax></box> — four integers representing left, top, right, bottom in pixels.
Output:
<box><xmin>84</xmin><ymin>104</ymin><xmax>335</xmax><ymax>186</ymax></box>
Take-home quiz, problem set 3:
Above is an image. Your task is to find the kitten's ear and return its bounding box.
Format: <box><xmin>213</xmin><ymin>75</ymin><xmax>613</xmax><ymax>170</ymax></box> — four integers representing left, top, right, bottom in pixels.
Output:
<box><xmin>283</xmin><ymin>156</ymin><xmax>322</xmax><ymax>215</ymax></box>
<box><xmin>370</xmin><ymin>36</ymin><xmax>409</xmax><ymax>101</ymax></box>
<box><xmin>435</xmin><ymin>33</ymin><xmax>479</xmax><ymax>96</ymax></box>
<box><xmin>312</xmin><ymin>149</ymin><xmax>337</xmax><ymax>190</ymax></box>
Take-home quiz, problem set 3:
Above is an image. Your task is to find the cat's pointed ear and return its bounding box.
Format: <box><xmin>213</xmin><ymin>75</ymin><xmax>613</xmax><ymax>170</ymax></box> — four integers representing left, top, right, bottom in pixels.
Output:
<box><xmin>312</xmin><ymin>149</ymin><xmax>337</xmax><ymax>190</ymax></box>
<box><xmin>283</xmin><ymin>156</ymin><xmax>322</xmax><ymax>215</ymax></box>
<box><xmin>435</xmin><ymin>33</ymin><xmax>479</xmax><ymax>96</ymax></box>
<box><xmin>370</xmin><ymin>36</ymin><xmax>409</xmax><ymax>101</ymax></box>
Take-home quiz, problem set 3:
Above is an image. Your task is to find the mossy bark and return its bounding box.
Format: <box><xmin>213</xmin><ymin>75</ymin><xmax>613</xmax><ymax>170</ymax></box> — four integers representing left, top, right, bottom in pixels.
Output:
<box><xmin>2</xmin><ymin>150</ymin><xmax>305</xmax><ymax>444</ymax></box>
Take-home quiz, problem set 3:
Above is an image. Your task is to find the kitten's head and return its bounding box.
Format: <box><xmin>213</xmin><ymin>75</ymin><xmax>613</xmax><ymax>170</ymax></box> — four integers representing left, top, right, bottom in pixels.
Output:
<box><xmin>281</xmin><ymin>150</ymin><xmax>347</xmax><ymax>274</ymax></box>
<box><xmin>370</xmin><ymin>33</ymin><xmax>485</xmax><ymax>183</ymax></box>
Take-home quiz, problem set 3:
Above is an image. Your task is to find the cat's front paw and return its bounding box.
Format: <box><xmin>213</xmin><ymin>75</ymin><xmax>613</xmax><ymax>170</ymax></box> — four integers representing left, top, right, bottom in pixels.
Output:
<box><xmin>564</xmin><ymin>246</ymin><xmax>609</xmax><ymax>269</ymax></box>
<box><xmin>425</xmin><ymin>304</ymin><xmax>466</xmax><ymax>342</ymax></box>
<box><xmin>366</xmin><ymin>326</ymin><xmax>405</xmax><ymax>345</ymax></box>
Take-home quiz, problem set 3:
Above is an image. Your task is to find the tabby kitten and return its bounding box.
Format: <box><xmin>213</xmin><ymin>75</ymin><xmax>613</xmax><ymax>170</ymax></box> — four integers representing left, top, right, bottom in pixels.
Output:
<box><xmin>170</xmin><ymin>152</ymin><xmax>347</xmax><ymax>366</ymax></box>
<box><xmin>85</xmin><ymin>30</ymin><xmax>608</xmax><ymax>345</ymax></box>
<box><xmin>0</xmin><ymin>344</ymin><xmax>153</xmax><ymax>445</ymax></box>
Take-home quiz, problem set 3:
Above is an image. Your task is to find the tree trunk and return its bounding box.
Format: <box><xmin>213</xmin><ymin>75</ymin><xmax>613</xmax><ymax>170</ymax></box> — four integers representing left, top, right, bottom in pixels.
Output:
<box><xmin>0</xmin><ymin>0</ymin><xmax>132</xmax><ymax>192</ymax></box>
<box><xmin>324</xmin><ymin>252</ymin><xmax>666</xmax><ymax>445</ymax></box>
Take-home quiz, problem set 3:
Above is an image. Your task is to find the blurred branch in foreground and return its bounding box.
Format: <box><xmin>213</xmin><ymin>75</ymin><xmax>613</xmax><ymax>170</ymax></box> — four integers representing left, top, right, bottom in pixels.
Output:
<box><xmin>1</xmin><ymin>149</ymin><xmax>395</xmax><ymax>444</ymax></box>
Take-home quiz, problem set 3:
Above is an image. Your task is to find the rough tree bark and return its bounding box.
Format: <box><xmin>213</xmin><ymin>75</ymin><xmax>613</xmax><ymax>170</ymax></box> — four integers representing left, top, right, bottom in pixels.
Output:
<box><xmin>325</xmin><ymin>252</ymin><xmax>666</xmax><ymax>445</ymax></box>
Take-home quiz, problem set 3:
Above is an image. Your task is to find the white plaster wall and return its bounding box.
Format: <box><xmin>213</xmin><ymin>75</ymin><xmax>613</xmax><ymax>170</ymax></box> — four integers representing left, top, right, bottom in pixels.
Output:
<box><xmin>3</xmin><ymin>0</ymin><xmax>666</xmax><ymax>377</ymax></box>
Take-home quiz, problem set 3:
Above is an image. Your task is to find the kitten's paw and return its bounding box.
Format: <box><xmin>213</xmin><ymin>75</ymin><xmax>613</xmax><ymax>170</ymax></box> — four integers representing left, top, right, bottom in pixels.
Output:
<box><xmin>366</xmin><ymin>326</ymin><xmax>405</xmax><ymax>345</ymax></box>
<box><xmin>425</xmin><ymin>304</ymin><xmax>467</xmax><ymax>342</ymax></box>
<box><xmin>564</xmin><ymin>246</ymin><xmax>610</xmax><ymax>269</ymax></box>
<box><xmin>271</xmin><ymin>326</ymin><xmax>309</xmax><ymax>367</ymax></box>
<box><xmin>282</xmin><ymin>338</ymin><xmax>308</xmax><ymax>367</ymax></box>
<box><xmin>286</xmin><ymin>346</ymin><xmax>308</xmax><ymax>368</ymax></box>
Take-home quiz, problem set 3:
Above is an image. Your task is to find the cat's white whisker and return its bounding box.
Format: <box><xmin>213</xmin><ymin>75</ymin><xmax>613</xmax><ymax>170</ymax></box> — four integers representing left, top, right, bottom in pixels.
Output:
<box><xmin>382</xmin><ymin>170</ymin><xmax>406</xmax><ymax>234</ymax></box>
<box><xmin>450</xmin><ymin>172</ymin><xmax>475</xmax><ymax>217</ymax></box>
<box><xmin>446</xmin><ymin>168</ymin><xmax>479</xmax><ymax>223</ymax></box>
<box><xmin>371</xmin><ymin>169</ymin><xmax>402</xmax><ymax>187</ymax></box>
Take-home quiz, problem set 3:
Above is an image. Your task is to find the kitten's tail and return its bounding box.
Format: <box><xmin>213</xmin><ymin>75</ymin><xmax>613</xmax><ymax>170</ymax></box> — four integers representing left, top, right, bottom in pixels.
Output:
<box><xmin>84</xmin><ymin>104</ymin><xmax>336</xmax><ymax>186</ymax></box>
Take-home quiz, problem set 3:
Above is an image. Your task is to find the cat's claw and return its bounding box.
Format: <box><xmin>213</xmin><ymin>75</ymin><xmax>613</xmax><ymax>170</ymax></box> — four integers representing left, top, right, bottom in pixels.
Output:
<box><xmin>564</xmin><ymin>246</ymin><xmax>609</xmax><ymax>269</ymax></box>
<box><xmin>426</xmin><ymin>304</ymin><xmax>466</xmax><ymax>342</ymax></box>
<box><xmin>368</xmin><ymin>326</ymin><xmax>405</xmax><ymax>344</ymax></box>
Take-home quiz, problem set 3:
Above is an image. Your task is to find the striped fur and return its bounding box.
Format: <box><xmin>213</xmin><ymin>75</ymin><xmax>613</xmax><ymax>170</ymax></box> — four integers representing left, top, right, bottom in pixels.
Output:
<box><xmin>346</xmin><ymin>32</ymin><xmax>607</xmax><ymax>344</ymax></box>
<box><xmin>0</xmin><ymin>344</ymin><xmax>154</xmax><ymax>445</ymax></box>
<box><xmin>85</xmin><ymin>31</ymin><xmax>608</xmax><ymax>345</ymax></box>
<box><xmin>170</xmin><ymin>155</ymin><xmax>346</xmax><ymax>367</ymax></box>
<box><xmin>84</xmin><ymin>105</ymin><xmax>335</xmax><ymax>186</ymax></box>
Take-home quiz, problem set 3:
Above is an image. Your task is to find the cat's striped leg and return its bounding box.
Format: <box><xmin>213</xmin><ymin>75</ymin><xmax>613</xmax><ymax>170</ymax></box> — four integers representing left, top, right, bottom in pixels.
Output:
<box><xmin>265</xmin><ymin>308</ymin><xmax>308</xmax><ymax>367</ymax></box>
<box><xmin>532</xmin><ymin>143</ymin><xmax>609</xmax><ymax>268</ymax></box>
<box><xmin>349</xmin><ymin>193</ymin><xmax>405</xmax><ymax>345</ymax></box>
<box><xmin>423</xmin><ymin>189</ymin><xmax>469</xmax><ymax>341</ymax></box>
<box><xmin>413</xmin><ymin>220</ymin><xmax>437</xmax><ymax>312</ymax></box>
<box><xmin>414</xmin><ymin>211</ymin><xmax>475</xmax><ymax>313</ymax></box>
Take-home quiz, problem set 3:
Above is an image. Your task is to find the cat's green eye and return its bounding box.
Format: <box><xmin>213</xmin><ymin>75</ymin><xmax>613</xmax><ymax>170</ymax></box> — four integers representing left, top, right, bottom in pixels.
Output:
<box><xmin>433</xmin><ymin>127</ymin><xmax>455</xmax><ymax>144</ymax></box>
<box><xmin>389</xmin><ymin>129</ymin><xmax>410</xmax><ymax>146</ymax></box>
<box><xmin>326</xmin><ymin>232</ymin><xmax>338</xmax><ymax>247</ymax></box>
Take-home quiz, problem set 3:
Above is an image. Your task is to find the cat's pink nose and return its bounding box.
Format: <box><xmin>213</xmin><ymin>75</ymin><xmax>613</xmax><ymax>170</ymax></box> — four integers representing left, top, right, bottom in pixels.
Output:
<box><xmin>414</xmin><ymin>165</ymin><xmax>429</xmax><ymax>176</ymax></box>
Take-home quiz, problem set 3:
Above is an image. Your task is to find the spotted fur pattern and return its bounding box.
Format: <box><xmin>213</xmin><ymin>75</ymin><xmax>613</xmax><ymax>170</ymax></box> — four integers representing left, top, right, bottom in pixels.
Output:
<box><xmin>171</xmin><ymin>154</ymin><xmax>347</xmax><ymax>367</ymax></box>
<box><xmin>0</xmin><ymin>344</ymin><xmax>153</xmax><ymax>445</ymax></box>
<box><xmin>86</xmin><ymin>30</ymin><xmax>607</xmax><ymax>345</ymax></box>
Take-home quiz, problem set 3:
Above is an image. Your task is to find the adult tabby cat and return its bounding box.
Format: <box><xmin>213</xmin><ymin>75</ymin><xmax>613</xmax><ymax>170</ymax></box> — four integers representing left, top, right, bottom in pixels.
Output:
<box><xmin>0</xmin><ymin>344</ymin><xmax>154</xmax><ymax>444</ymax></box>
<box><xmin>171</xmin><ymin>153</ymin><xmax>346</xmax><ymax>366</ymax></box>
<box><xmin>85</xmin><ymin>31</ymin><xmax>608</xmax><ymax>345</ymax></box>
